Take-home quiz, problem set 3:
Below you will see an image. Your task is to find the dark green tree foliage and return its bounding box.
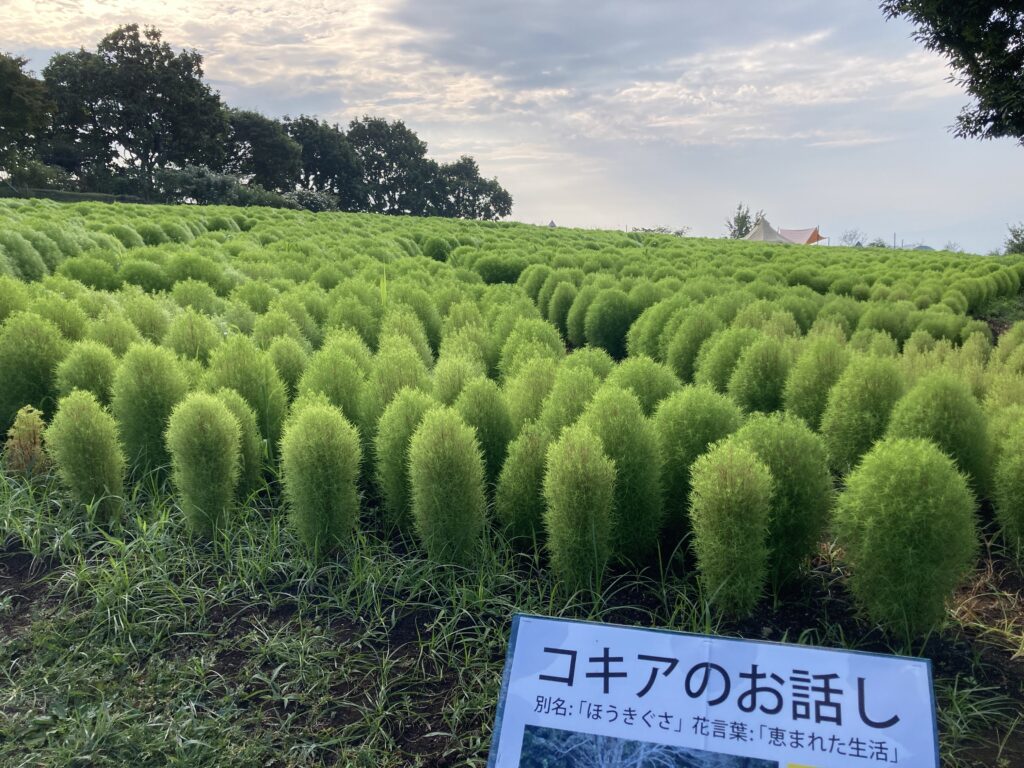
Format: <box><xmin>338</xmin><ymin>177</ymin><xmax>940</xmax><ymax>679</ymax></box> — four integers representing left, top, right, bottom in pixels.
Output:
<box><xmin>820</xmin><ymin>355</ymin><xmax>905</xmax><ymax>474</ymax></box>
<box><xmin>584</xmin><ymin>289</ymin><xmax>633</xmax><ymax>360</ymax></box>
<box><xmin>495</xmin><ymin>421</ymin><xmax>552</xmax><ymax>541</ymax></box>
<box><xmin>581</xmin><ymin>386</ymin><xmax>663</xmax><ymax>564</ymax></box>
<box><xmin>653</xmin><ymin>386</ymin><xmax>743</xmax><ymax>541</ymax></box>
<box><xmin>165</xmin><ymin>392</ymin><xmax>241</xmax><ymax>537</ymax></box>
<box><xmin>727</xmin><ymin>335</ymin><xmax>792</xmax><ymax>413</ymax></box>
<box><xmin>56</xmin><ymin>339</ymin><xmax>118</xmax><ymax>404</ymax></box>
<box><xmin>0</xmin><ymin>53</ymin><xmax>52</xmax><ymax>171</ymax></box>
<box><xmin>111</xmin><ymin>342</ymin><xmax>187</xmax><ymax>475</ymax></box>
<box><xmin>205</xmin><ymin>335</ymin><xmax>288</xmax><ymax>445</ymax></box>
<box><xmin>542</xmin><ymin>423</ymin><xmax>615</xmax><ymax>592</ymax></box>
<box><xmin>688</xmin><ymin>440</ymin><xmax>773</xmax><ymax>617</ymax></box>
<box><xmin>0</xmin><ymin>311</ymin><xmax>68</xmax><ymax>431</ymax></box>
<box><xmin>834</xmin><ymin>438</ymin><xmax>977</xmax><ymax>639</ymax></box>
<box><xmin>605</xmin><ymin>355</ymin><xmax>681</xmax><ymax>416</ymax></box>
<box><xmin>434</xmin><ymin>155</ymin><xmax>513</xmax><ymax>220</ymax></box>
<box><xmin>213</xmin><ymin>387</ymin><xmax>263</xmax><ymax>498</ymax></box>
<box><xmin>733</xmin><ymin>413</ymin><xmax>834</xmax><ymax>587</ymax></box>
<box><xmin>885</xmin><ymin>373</ymin><xmax>990</xmax><ymax>495</ymax></box>
<box><xmin>164</xmin><ymin>307</ymin><xmax>222</xmax><ymax>363</ymax></box>
<box><xmin>284</xmin><ymin>116</ymin><xmax>365</xmax><ymax>210</ymax></box>
<box><xmin>347</xmin><ymin>117</ymin><xmax>434</xmax><ymax>216</ymax></box>
<box><xmin>881</xmin><ymin>2</ymin><xmax>1024</xmax><ymax>144</ymax></box>
<box><xmin>374</xmin><ymin>387</ymin><xmax>437</xmax><ymax>533</ymax></box>
<box><xmin>297</xmin><ymin>337</ymin><xmax>365</xmax><ymax>425</ymax></box>
<box><xmin>665</xmin><ymin>310</ymin><xmax>724</xmax><ymax>382</ymax></box>
<box><xmin>537</xmin><ymin>364</ymin><xmax>600</xmax><ymax>437</ymax></box>
<box><xmin>783</xmin><ymin>335</ymin><xmax>851</xmax><ymax>430</ymax></box>
<box><xmin>280</xmin><ymin>399</ymin><xmax>363</xmax><ymax>554</ymax></box>
<box><xmin>994</xmin><ymin>418</ymin><xmax>1024</xmax><ymax>548</ymax></box>
<box><xmin>454</xmin><ymin>377</ymin><xmax>514</xmax><ymax>490</ymax></box>
<box><xmin>408</xmin><ymin>407</ymin><xmax>487</xmax><ymax>565</ymax></box>
<box><xmin>223</xmin><ymin>109</ymin><xmax>301</xmax><ymax>192</ymax></box>
<box><xmin>693</xmin><ymin>326</ymin><xmax>759</xmax><ymax>392</ymax></box>
<box><xmin>45</xmin><ymin>390</ymin><xmax>125</xmax><ymax>524</ymax></box>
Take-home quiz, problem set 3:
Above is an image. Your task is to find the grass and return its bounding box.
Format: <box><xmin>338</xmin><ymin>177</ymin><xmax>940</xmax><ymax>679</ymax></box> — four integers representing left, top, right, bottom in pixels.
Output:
<box><xmin>1</xmin><ymin>471</ymin><xmax>1022</xmax><ymax>766</ymax></box>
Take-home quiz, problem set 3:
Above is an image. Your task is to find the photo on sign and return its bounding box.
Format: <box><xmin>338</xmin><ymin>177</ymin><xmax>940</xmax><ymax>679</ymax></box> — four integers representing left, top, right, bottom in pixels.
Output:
<box><xmin>517</xmin><ymin>725</ymin><xmax>779</xmax><ymax>768</ymax></box>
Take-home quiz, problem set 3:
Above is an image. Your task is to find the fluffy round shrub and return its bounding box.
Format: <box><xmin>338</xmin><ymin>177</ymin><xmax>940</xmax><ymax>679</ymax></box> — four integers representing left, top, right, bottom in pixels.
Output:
<box><xmin>297</xmin><ymin>339</ymin><xmax>365</xmax><ymax>425</ymax></box>
<box><xmin>693</xmin><ymin>326</ymin><xmax>759</xmax><ymax>393</ymax></box>
<box><xmin>56</xmin><ymin>340</ymin><xmax>118</xmax><ymax>405</ymax></box>
<box><xmin>834</xmin><ymin>438</ymin><xmax>977</xmax><ymax>639</ymax></box>
<box><xmin>380</xmin><ymin>306</ymin><xmax>433</xmax><ymax>368</ymax></box>
<box><xmin>495</xmin><ymin>421</ymin><xmax>552</xmax><ymax>541</ymax></box>
<box><xmin>166</xmin><ymin>393</ymin><xmax>241</xmax><ymax>537</ymax></box>
<box><xmin>732</xmin><ymin>413</ymin><xmax>833</xmax><ymax>587</ymax></box>
<box><xmin>267</xmin><ymin>335</ymin><xmax>309</xmax><ymax>399</ymax></box>
<box><xmin>546</xmin><ymin>281</ymin><xmax>578</xmax><ymax>337</ymax></box>
<box><xmin>359</xmin><ymin>338</ymin><xmax>430</xmax><ymax>440</ymax></box>
<box><xmin>0</xmin><ymin>311</ymin><xmax>68</xmax><ymax>432</ymax></box>
<box><xmin>820</xmin><ymin>355</ymin><xmax>905</xmax><ymax>474</ymax></box>
<box><xmin>0</xmin><ymin>275</ymin><xmax>29</xmax><ymax>324</ymax></box>
<box><xmin>537</xmin><ymin>364</ymin><xmax>600</xmax><ymax>436</ymax></box>
<box><xmin>87</xmin><ymin>311</ymin><xmax>142</xmax><ymax>356</ymax></box>
<box><xmin>783</xmin><ymin>335</ymin><xmax>850</xmax><ymax>430</ymax></box>
<box><xmin>111</xmin><ymin>342</ymin><xmax>188</xmax><ymax>476</ymax></box>
<box><xmin>280</xmin><ymin>400</ymin><xmax>363</xmax><ymax>554</ymax></box>
<box><xmin>885</xmin><ymin>373</ymin><xmax>990</xmax><ymax>495</ymax></box>
<box><xmin>502</xmin><ymin>356</ymin><xmax>558</xmax><ymax>431</ymax></box>
<box><xmin>562</xmin><ymin>346</ymin><xmax>615</xmax><ymax>380</ymax></box>
<box><xmin>726</xmin><ymin>335</ymin><xmax>791</xmax><ymax>413</ymax></box>
<box><xmin>688</xmin><ymin>440</ymin><xmax>773</xmax><ymax>617</ymax></box>
<box><xmin>30</xmin><ymin>294</ymin><xmax>88</xmax><ymax>340</ymax></box>
<box><xmin>605</xmin><ymin>356</ymin><xmax>681</xmax><ymax>416</ymax></box>
<box><xmin>433</xmin><ymin>354</ymin><xmax>486</xmax><ymax>406</ymax></box>
<box><xmin>566</xmin><ymin>285</ymin><xmax>600</xmax><ymax>347</ymax></box>
<box><xmin>581</xmin><ymin>386</ymin><xmax>662</xmax><ymax>564</ymax></box>
<box><xmin>45</xmin><ymin>390</ymin><xmax>125</xmax><ymax>524</ymax></box>
<box><xmin>408</xmin><ymin>407</ymin><xmax>487</xmax><ymax>565</ymax></box>
<box><xmin>213</xmin><ymin>387</ymin><xmax>263</xmax><ymax>498</ymax></box>
<box><xmin>455</xmin><ymin>377</ymin><xmax>514</xmax><ymax>490</ymax></box>
<box><xmin>497</xmin><ymin>317</ymin><xmax>564</xmax><ymax>380</ymax></box>
<box><xmin>653</xmin><ymin>386</ymin><xmax>743</xmax><ymax>540</ymax></box>
<box><xmin>543</xmin><ymin>423</ymin><xmax>615</xmax><ymax>592</ymax></box>
<box><xmin>374</xmin><ymin>387</ymin><xmax>437</xmax><ymax>533</ymax></box>
<box><xmin>994</xmin><ymin>418</ymin><xmax>1024</xmax><ymax>549</ymax></box>
<box><xmin>206</xmin><ymin>335</ymin><xmax>288</xmax><ymax>445</ymax></box>
<box><xmin>584</xmin><ymin>288</ymin><xmax>633</xmax><ymax>359</ymax></box>
<box><xmin>665</xmin><ymin>311</ymin><xmax>723</xmax><ymax>382</ymax></box>
<box><xmin>165</xmin><ymin>308</ymin><xmax>222</xmax><ymax>364</ymax></box>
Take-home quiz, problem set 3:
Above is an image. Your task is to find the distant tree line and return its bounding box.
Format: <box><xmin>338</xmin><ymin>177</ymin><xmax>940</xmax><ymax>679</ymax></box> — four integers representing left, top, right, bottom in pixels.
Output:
<box><xmin>0</xmin><ymin>25</ymin><xmax>512</xmax><ymax>219</ymax></box>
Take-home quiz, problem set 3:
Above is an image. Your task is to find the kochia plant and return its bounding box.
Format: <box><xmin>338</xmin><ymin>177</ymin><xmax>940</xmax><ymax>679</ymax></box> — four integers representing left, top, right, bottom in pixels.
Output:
<box><xmin>55</xmin><ymin>340</ymin><xmax>118</xmax><ymax>405</ymax></box>
<box><xmin>495</xmin><ymin>421</ymin><xmax>553</xmax><ymax>541</ymax></box>
<box><xmin>783</xmin><ymin>335</ymin><xmax>850</xmax><ymax>430</ymax></box>
<box><xmin>205</xmin><ymin>335</ymin><xmax>288</xmax><ymax>445</ymax></box>
<box><xmin>455</xmin><ymin>377</ymin><xmax>514</xmax><ymax>490</ymax></box>
<box><xmin>0</xmin><ymin>311</ymin><xmax>68</xmax><ymax>432</ymax></box>
<box><xmin>374</xmin><ymin>387</ymin><xmax>437</xmax><ymax>533</ymax></box>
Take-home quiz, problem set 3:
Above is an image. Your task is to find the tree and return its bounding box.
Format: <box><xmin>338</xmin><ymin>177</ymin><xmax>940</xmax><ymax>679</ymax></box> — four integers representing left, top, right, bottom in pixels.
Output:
<box><xmin>434</xmin><ymin>155</ymin><xmax>512</xmax><ymax>220</ymax></box>
<box><xmin>725</xmin><ymin>202</ymin><xmax>763</xmax><ymax>238</ymax></box>
<box><xmin>284</xmin><ymin>115</ymin><xmax>365</xmax><ymax>210</ymax></box>
<box><xmin>1007</xmin><ymin>222</ymin><xmax>1024</xmax><ymax>254</ymax></box>
<box><xmin>631</xmin><ymin>225</ymin><xmax>691</xmax><ymax>237</ymax></box>
<box><xmin>881</xmin><ymin>2</ymin><xmax>1024</xmax><ymax>144</ymax></box>
<box><xmin>0</xmin><ymin>53</ymin><xmax>52</xmax><ymax>172</ymax></box>
<box><xmin>223</xmin><ymin>109</ymin><xmax>301</xmax><ymax>192</ymax></box>
<box><xmin>347</xmin><ymin>116</ymin><xmax>436</xmax><ymax>215</ymax></box>
<box><xmin>43</xmin><ymin>25</ymin><xmax>227</xmax><ymax>195</ymax></box>
<box><xmin>840</xmin><ymin>228</ymin><xmax>867</xmax><ymax>246</ymax></box>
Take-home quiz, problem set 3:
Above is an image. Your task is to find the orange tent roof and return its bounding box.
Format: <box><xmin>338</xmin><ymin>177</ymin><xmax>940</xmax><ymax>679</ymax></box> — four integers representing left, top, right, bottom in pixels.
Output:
<box><xmin>778</xmin><ymin>227</ymin><xmax>825</xmax><ymax>245</ymax></box>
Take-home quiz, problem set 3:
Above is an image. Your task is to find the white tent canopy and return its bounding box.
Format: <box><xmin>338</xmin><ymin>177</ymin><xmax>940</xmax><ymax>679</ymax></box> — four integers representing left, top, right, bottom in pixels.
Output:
<box><xmin>742</xmin><ymin>218</ymin><xmax>794</xmax><ymax>244</ymax></box>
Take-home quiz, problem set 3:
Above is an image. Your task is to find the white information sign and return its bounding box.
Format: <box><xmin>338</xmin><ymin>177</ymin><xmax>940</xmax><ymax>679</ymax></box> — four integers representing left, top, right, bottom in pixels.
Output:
<box><xmin>488</xmin><ymin>614</ymin><xmax>938</xmax><ymax>768</ymax></box>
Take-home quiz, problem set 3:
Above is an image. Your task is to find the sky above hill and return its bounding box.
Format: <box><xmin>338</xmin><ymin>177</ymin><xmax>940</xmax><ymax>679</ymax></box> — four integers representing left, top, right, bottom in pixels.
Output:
<box><xmin>4</xmin><ymin>0</ymin><xmax>1021</xmax><ymax>253</ymax></box>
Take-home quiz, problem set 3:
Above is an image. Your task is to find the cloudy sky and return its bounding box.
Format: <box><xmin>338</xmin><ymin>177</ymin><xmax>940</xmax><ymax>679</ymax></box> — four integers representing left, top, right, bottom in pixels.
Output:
<box><xmin>4</xmin><ymin>0</ymin><xmax>1021</xmax><ymax>252</ymax></box>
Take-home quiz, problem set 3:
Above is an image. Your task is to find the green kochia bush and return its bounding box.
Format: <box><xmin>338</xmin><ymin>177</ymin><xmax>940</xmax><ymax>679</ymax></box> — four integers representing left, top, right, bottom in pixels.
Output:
<box><xmin>432</xmin><ymin>354</ymin><xmax>486</xmax><ymax>406</ymax></box>
<box><xmin>543</xmin><ymin>423</ymin><xmax>615</xmax><ymax>592</ymax></box>
<box><xmin>834</xmin><ymin>438</ymin><xmax>977</xmax><ymax>640</ymax></box>
<box><xmin>56</xmin><ymin>340</ymin><xmax>119</xmax><ymax>405</ymax></box>
<box><xmin>280</xmin><ymin>399</ymin><xmax>363</xmax><ymax>554</ymax></box>
<box><xmin>206</xmin><ymin>335</ymin><xmax>288</xmax><ymax>445</ymax></box>
<box><xmin>693</xmin><ymin>326</ymin><xmax>759</xmax><ymax>393</ymax></box>
<box><xmin>502</xmin><ymin>356</ymin><xmax>558</xmax><ymax>431</ymax></box>
<box><xmin>605</xmin><ymin>356</ymin><xmax>680</xmax><ymax>416</ymax></box>
<box><xmin>360</xmin><ymin>338</ymin><xmax>430</xmax><ymax>440</ymax></box>
<box><xmin>454</xmin><ymin>377</ymin><xmax>514</xmax><ymax>490</ymax></box>
<box><xmin>820</xmin><ymin>355</ymin><xmax>904</xmax><ymax>474</ymax></box>
<box><xmin>408</xmin><ymin>407</ymin><xmax>487</xmax><ymax>565</ymax></box>
<box><xmin>297</xmin><ymin>338</ymin><xmax>365</xmax><ymax>425</ymax></box>
<box><xmin>885</xmin><ymin>373</ymin><xmax>990</xmax><ymax>496</ymax></box>
<box><xmin>584</xmin><ymin>288</ymin><xmax>633</xmax><ymax>359</ymax></box>
<box><xmin>732</xmin><ymin>413</ymin><xmax>833</xmax><ymax>587</ymax></box>
<box><xmin>994</xmin><ymin>418</ymin><xmax>1024</xmax><ymax>549</ymax></box>
<box><xmin>0</xmin><ymin>312</ymin><xmax>67</xmax><ymax>432</ymax></box>
<box><xmin>45</xmin><ymin>390</ymin><xmax>125</xmax><ymax>524</ymax></box>
<box><xmin>213</xmin><ymin>388</ymin><xmax>263</xmax><ymax>498</ymax></box>
<box><xmin>688</xmin><ymin>439</ymin><xmax>773</xmax><ymax>617</ymax></box>
<box><xmin>374</xmin><ymin>387</ymin><xmax>437</xmax><ymax>533</ymax></box>
<box><xmin>166</xmin><ymin>393</ymin><xmax>241</xmax><ymax>537</ymax></box>
<box><xmin>581</xmin><ymin>386</ymin><xmax>662</xmax><ymax>564</ymax></box>
<box><xmin>665</xmin><ymin>311</ymin><xmax>723</xmax><ymax>382</ymax></box>
<box><xmin>495</xmin><ymin>421</ymin><xmax>552</xmax><ymax>541</ymax></box>
<box><xmin>653</xmin><ymin>386</ymin><xmax>743</xmax><ymax>541</ymax></box>
<box><xmin>726</xmin><ymin>335</ymin><xmax>791</xmax><ymax>413</ymax></box>
<box><xmin>111</xmin><ymin>342</ymin><xmax>188</xmax><ymax>475</ymax></box>
<box><xmin>537</xmin><ymin>364</ymin><xmax>600</xmax><ymax>436</ymax></box>
<box><xmin>783</xmin><ymin>335</ymin><xmax>850</xmax><ymax>430</ymax></box>
<box><xmin>267</xmin><ymin>335</ymin><xmax>309</xmax><ymax>399</ymax></box>
<box><xmin>165</xmin><ymin>308</ymin><xmax>222</xmax><ymax>364</ymax></box>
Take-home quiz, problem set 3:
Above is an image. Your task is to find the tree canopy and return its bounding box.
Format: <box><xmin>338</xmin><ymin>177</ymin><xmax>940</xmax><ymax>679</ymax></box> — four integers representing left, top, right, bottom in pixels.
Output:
<box><xmin>881</xmin><ymin>2</ymin><xmax>1024</xmax><ymax>144</ymax></box>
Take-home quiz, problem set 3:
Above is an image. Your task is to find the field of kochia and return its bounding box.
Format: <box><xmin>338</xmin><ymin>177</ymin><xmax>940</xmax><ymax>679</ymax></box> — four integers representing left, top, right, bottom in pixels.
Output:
<box><xmin>1</xmin><ymin>197</ymin><xmax>1023</xmax><ymax>645</ymax></box>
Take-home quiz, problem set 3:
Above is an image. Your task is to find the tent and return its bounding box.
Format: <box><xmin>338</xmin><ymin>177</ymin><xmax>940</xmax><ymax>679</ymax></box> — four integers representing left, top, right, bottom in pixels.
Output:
<box><xmin>778</xmin><ymin>226</ymin><xmax>825</xmax><ymax>245</ymax></box>
<box><xmin>742</xmin><ymin>218</ymin><xmax>795</xmax><ymax>244</ymax></box>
